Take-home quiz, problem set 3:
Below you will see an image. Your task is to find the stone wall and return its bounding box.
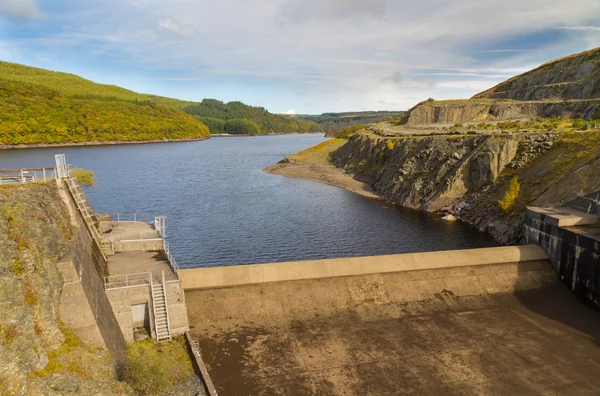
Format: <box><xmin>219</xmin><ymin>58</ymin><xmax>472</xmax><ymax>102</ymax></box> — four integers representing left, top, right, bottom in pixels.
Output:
<box><xmin>524</xmin><ymin>209</ymin><xmax>600</xmax><ymax>307</ymax></box>
<box><xmin>58</xmin><ymin>181</ymin><xmax>127</xmax><ymax>362</ymax></box>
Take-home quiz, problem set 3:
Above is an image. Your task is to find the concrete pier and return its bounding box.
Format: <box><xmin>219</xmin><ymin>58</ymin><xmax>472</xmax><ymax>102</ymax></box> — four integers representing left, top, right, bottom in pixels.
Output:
<box><xmin>183</xmin><ymin>246</ymin><xmax>600</xmax><ymax>395</ymax></box>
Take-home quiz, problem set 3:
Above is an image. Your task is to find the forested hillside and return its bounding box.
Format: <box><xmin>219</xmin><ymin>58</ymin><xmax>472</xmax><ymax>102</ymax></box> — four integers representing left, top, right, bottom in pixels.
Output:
<box><xmin>297</xmin><ymin>111</ymin><xmax>404</xmax><ymax>132</ymax></box>
<box><xmin>0</xmin><ymin>61</ymin><xmax>322</xmax><ymax>139</ymax></box>
<box><xmin>0</xmin><ymin>80</ymin><xmax>209</xmax><ymax>145</ymax></box>
<box><xmin>184</xmin><ymin>99</ymin><xmax>322</xmax><ymax>134</ymax></box>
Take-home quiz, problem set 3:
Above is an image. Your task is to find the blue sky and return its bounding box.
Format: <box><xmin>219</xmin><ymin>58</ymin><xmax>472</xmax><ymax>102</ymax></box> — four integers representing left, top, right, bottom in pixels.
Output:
<box><xmin>1</xmin><ymin>0</ymin><xmax>599</xmax><ymax>114</ymax></box>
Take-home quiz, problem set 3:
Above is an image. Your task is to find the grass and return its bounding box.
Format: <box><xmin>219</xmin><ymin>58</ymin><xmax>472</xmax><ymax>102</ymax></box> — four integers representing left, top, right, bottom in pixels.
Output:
<box><xmin>287</xmin><ymin>138</ymin><xmax>347</xmax><ymax>165</ymax></box>
<box><xmin>1</xmin><ymin>323</ymin><xmax>20</xmax><ymax>344</ymax></box>
<box><xmin>30</xmin><ymin>322</ymin><xmax>84</xmax><ymax>378</ymax></box>
<box><xmin>120</xmin><ymin>337</ymin><xmax>194</xmax><ymax>395</ymax></box>
<box><xmin>498</xmin><ymin>176</ymin><xmax>521</xmax><ymax>212</ymax></box>
<box><xmin>23</xmin><ymin>280</ymin><xmax>39</xmax><ymax>306</ymax></box>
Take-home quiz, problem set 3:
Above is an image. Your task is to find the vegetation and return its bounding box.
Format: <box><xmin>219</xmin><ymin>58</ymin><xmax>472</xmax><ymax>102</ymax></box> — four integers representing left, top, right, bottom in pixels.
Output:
<box><xmin>298</xmin><ymin>111</ymin><xmax>404</xmax><ymax>132</ymax></box>
<box><xmin>386</xmin><ymin>140</ymin><xmax>395</xmax><ymax>150</ymax></box>
<box><xmin>286</xmin><ymin>139</ymin><xmax>347</xmax><ymax>165</ymax></box>
<box><xmin>120</xmin><ymin>337</ymin><xmax>194</xmax><ymax>395</ymax></box>
<box><xmin>498</xmin><ymin>176</ymin><xmax>521</xmax><ymax>212</ymax></box>
<box><xmin>70</xmin><ymin>168</ymin><xmax>97</xmax><ymax>188</ymax></box>
<box><xmin>185</xmin><ymin>99</ymin><xmax>321</xmax><ymax>135</ymax></box>
<box><xmin>0</xmin><ymin>80</ymin><xmax>209</xmax><ymax>145</ymax></box>
<box><xmin>325</xmin><ymin>124</ymin><xmax>366</xmax><ymax>139</ymax></box>
<box><xmin>0</xmin><ymin>323</ymin><xmax>19</xmax><ymax>344</ymax></box>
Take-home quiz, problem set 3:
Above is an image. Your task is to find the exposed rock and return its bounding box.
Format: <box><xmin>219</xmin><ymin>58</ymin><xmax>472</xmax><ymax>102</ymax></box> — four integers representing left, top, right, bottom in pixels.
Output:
<box><xmin>48</xmin><ymin>374</ymin><xmax>79</xmax><ymax>392</ymax></box>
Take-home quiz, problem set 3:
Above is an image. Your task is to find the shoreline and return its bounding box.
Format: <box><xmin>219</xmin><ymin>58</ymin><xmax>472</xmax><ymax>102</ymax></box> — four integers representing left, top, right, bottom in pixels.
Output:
<box><xmin>263</xmin><ymin>162</ymin><xmax>380</xmax><ymax>200</ymax></box>
<box><xmin>0</xmin><ymin>137</ymin><xmax>209</xmax><ymax>150</ymax></box>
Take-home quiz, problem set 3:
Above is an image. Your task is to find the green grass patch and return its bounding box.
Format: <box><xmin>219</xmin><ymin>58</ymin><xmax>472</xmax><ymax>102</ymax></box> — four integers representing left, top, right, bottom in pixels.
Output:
<box><xmin>287</xmin><ymin>138</ymin><xmax>347</xmax><ymax>165</ymax></box>
<box><xmin>120</xmin><ymin>337</ymin><xmax>194</xmax><ymax>395</ymax></box>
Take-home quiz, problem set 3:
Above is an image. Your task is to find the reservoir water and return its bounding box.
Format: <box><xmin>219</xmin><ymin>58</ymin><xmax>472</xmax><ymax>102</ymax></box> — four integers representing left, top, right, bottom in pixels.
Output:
<box><xmin>0</xmin><ymin>134</ymin><xmax>498</xmax><ymax>268</ymax></box>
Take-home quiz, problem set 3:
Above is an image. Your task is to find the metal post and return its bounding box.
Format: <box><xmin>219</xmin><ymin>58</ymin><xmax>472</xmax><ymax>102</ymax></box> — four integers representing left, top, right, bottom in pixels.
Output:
<box><xmin>20</xmin><ymin>169</ymin><xmax>24</xmax><ymax>184</ymax></box>
<box><xmin>117</xmin><ymin>213</ymin><xmax>120</xmax><ymax>222</ymax></box>
<box><xmin>43</xmin><ymin>168</ymin><xmax>46</xmax><ymax>182</ymax></box>
<box><xmin>134</xmin><ymin>213</ymin><xmax>137</xmax><ymax>222</ymax></box>
<box><xmin>126</xmin><ymin>274</ymin><xmax>128</xmax><ymax>288</ymax></box>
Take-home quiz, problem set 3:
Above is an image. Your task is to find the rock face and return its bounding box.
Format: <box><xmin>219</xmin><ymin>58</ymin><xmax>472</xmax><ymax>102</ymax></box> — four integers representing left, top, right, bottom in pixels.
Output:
<box><xmin>400</xmin><ymin>48</ymin><xmax>600</xmax><ymax>125</ymax></box>
<box><xmin>474</xmin><ymin>48</ymin><xmax>600</xmax><ymax>101</ymax></box>
<box><xmin>402</xmin><ymin>99</ymin><xmax>600</xmax><ymax>125</ymax></box>
<box><xmin>331</xmin><ymin>133</ymin><xmax>519</xmax><ymax>212</ymax></box>
<box><xmin>0</xmin><ymin>183</ymin><xmax>72</xmax><ymax>394</ymax></box>
<box><xmin>331</xmin><ymin>130</ymin><xmax>599</xmax><ymax>244</ymax></box>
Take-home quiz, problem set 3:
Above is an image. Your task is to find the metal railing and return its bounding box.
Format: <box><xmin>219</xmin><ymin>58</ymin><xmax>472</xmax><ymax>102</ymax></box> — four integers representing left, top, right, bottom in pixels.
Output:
<box><xmin>104</xmin><ymin>271</ymin><xmax>152</xmax><ymax>290</ymax></box>
<box><xmin>0</xmin><ymin>168</ymin><xmax>57</xmax><ymax>185</ymax></box>
<box><xmin>163</xmin><ymin>241</ymin><xmax>180</xmax><ymax>280</ymax></box>
<box><xmin>102</xmin><ymin>212</ymin><xmax>157</xmax><ymax>223</ymax></box>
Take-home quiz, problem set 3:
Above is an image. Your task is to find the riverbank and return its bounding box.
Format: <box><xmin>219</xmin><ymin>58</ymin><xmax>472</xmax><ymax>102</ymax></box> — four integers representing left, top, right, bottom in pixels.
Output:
<box><xmin>264</xmin><ymin>162</ymin><xmax>379</xmax><ymax>199</ymax></box>
<box><xmin>0</xmin><ymin>137</ymin><xmax>209</xmax><ymax>150</ymax></box>
<box><xmin>262</xmin><ymin>137</ymin><xmax>379</xmax><ymax>199</ymax></box>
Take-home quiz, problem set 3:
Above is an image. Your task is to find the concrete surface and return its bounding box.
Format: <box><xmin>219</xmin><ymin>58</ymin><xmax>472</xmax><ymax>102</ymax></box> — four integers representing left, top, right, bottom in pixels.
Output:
<box><xmin>107</xmin><ymin>251</ymin><xmax>177</xmax><ymax>284</ymax></box>
<box><xmin>186</xmin><ymin>255</ymin><xmax>600</xmax><ymax>395</ymax></box>
<box><xmin>180</xmin><ymin>245</ymin><xmax>547</xmax><ymax>290</ymax></box>
<box><xmin>101</xmin><ymin>221</ymin><xmax>163</xmax><ymax>252</ymax></box>
<box><xmin>526</xmin><ymin>206</ymin><xmax>600</xmax><ymax>227</ymax></box>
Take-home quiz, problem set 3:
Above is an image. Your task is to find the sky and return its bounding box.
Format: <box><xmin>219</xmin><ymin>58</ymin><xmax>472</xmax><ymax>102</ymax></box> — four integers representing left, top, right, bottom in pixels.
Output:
<box><xmin>1</xmin><ymin>0</ymin><xmax>600</xmax><ymax>114</ymax></box>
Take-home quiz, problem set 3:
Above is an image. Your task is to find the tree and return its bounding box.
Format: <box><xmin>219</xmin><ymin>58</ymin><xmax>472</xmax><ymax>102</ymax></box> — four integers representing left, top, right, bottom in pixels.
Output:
<box><xmin>70</xmin><ymin>168</ymin><xmax>97</xmax><ymax>188</ymax></box>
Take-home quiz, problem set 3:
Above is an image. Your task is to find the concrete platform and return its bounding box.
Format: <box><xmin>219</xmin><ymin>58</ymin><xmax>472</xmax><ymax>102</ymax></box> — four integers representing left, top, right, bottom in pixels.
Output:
<box><xmin>185</xmin><ymin>247</ymin><xmax>600</xmax><ymax>395</ymax></box>
<box><xmin>107</xmin><ymin>251</ymin><xmax>177</xmax><ymax>284</ymax></box>
<box><xmin>527</xmin><ymin>206</ymin><xmax>600</xmax><ymax>227</ymax></box>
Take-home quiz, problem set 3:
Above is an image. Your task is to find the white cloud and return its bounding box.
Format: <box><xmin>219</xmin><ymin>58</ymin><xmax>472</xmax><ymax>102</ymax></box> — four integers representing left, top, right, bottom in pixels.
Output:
<box><xmin>556</xmin><ymin>25</ymin><xmax>600</xmax><ymax>31</ymax></box>
<box><xmin>157</xmin><ymin>17</ymin><xmax>196</xmax><ymax>37</ymax></box>
<box><xmin>0</xmin><ymin>0</ymin><xmax>42</xmax><ymax>20</ymax></box>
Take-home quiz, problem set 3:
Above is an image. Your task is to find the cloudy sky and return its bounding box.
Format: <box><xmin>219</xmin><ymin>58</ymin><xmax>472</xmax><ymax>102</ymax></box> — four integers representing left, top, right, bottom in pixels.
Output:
<box><xmin>1</xmin><ymin>0</ymin><xmax>600</xmax><ymax>114</ymax></box>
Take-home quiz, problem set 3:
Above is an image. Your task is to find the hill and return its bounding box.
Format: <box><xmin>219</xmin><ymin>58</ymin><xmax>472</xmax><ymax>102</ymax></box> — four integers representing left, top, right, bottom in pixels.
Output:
<box><xmin>473</xmin><ymin>47</ymin><xmax>600</xmax><ymax>101</ymax></box>
<box><xmin>183</xmin><ymin>99</ymin><xmax>322</xmax><ymax>135</ymax></box>
<box><xmin>0</xmin><ymin>61</ymin><xmax>322</xmax><ymax>137</ymax></box>
<box><xmin>0</xmin><ymin>79</ymin><xmax>209</xmax><ymax>146</ymax></box>
<box><xmin>297</xmin><ymin>111</ymin><xmax>404</xmax><ymax>132</ymax></box>
<box><xmin>399</xmin><ymin>48</ymin><xmax>600</xmax><ymax>126</ymax></box>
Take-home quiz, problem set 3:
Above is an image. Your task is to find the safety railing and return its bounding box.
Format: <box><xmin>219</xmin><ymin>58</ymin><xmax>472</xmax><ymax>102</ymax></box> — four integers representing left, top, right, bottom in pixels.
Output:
<box><xmin>104</xmin><ymin>272</ymin><xmax>152</xmax><ymax>290</ymax></box>
<box><xmin>0</xmin><ymin>168</ymin><xmax>57</xmax><ymax>185</ymax></box>
<box><xmin>163</xmin><ymin>241</ymin><xmax>180</xmax><ymax>281</ymax></box>
<box><xmin>102</xmin><ymin>212</ymin><xmax>157</xmax><ymax>224</ymax></box>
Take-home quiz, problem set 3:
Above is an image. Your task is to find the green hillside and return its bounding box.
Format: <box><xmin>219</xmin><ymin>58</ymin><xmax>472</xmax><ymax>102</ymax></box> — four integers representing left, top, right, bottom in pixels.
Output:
<box><xmin>0</xmin><ymin>60</ymin><xmax>322</xmax><ymax>139</ymax></box>
<box><xmin>297</xmin><ymin>111</ymin><xmax>404</xmax><ymax>132</ymax></box>
<box><xmin>0</xmin><ymin>79</ymin><xmax>209</xmax><ymax>145</ymax></box>
<box><xmin>184</xmin><ymin>99</ymin><xmax>322</xmax><ymax>135</ymax></box>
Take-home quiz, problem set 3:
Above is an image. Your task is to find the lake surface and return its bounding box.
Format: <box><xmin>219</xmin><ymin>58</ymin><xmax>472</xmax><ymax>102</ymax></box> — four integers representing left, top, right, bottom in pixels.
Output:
<box><xmin>0</xmin><ymin>135</ymin><xmax>498</xmax><ymax>268</ymax></box>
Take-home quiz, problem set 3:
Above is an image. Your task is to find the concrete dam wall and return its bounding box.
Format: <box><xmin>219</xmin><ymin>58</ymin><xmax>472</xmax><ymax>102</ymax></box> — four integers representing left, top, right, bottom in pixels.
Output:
<box><xmin>182</xmin><ymin>246</ymin><xmax>600</xmax><ymax>395</ymax></box>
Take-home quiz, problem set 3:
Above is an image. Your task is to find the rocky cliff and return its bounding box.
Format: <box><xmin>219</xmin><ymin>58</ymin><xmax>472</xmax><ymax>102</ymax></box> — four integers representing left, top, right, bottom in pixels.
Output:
<box><xmin>331</xmin><ymin>130</ymin><xmax>600</xmax><ymax>244</ymax></box>
<box><xmin>401</xmin><ymin>98</ymin><xmax>600</xmax><ymax>125</ymax></box>
<box><xmin>0</xmin><ymin>183</ymin><xmax>131</xmax><ymax>395</ymax></box>
<box><xmin>400</xmin><ymin>47</ymin><xmax>600</xmax><ymax>126</ymax></box>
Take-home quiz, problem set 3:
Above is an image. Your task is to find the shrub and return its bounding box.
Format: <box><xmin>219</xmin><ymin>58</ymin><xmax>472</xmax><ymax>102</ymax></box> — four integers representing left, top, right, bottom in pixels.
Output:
<box><xmin>120</xmin><ymin>337</ymin><xmax>194</xmax><ymax>394</ymax></box>
<box><xmin>1</xmin><ymin>324</ymin><xmax>19</xmax><ymax>344</ymax></box>
<box><xmin>70</xmin><ymin>168</ymin><xmax>97</xmax><ymax>188</ymax></box>
<box><xmin>498</xmin><ymin>176</ymin><xmax>520</xmax><ymax>212</ymax></box>
<box><xmin>386</xmin><ymin>140</ymin><xmax>395</xmax><ymax>150</ymax></box>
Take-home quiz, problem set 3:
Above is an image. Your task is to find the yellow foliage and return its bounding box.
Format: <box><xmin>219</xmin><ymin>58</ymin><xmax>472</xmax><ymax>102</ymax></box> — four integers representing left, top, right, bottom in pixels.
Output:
<box><xmin>498</xmin><ymin>176</ymin><xmax>520</xmax><ymax>212</ymax></box>
<box><xmin>70</xmin><ymin>168</ymin><xmax>97</xmax><ymax>188</ymax></box>
<box><xmin>386</xmin><ymin>140</ymin><xmax>395</xmax><ymax>150</ymax></box>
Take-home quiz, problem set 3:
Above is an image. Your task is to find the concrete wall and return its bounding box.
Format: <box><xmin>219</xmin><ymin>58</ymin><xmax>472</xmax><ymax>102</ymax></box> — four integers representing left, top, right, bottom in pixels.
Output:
<box><xmin>106</xmin><ymin>282</ymin><xmax>189</xmax><ymax>342</ymax></box>
<box><xmin>186</xmin><ymin>254</ymin><xmax>555</xmax><ymax>340</ymax></box>
<box><xmin>57</xmin><ymin>181</ymin><xmax>127</xmax><ymax>361</ymax></box>
<box><xmin>114</xmin><ymin>239</ymin><xmax>164</xmax><ymax>253</ymax></box>
<box><xmin>524</xmin><ymin>208</ymin><xmax>600</xmax><ymax>307</ymax></box>
<box><xmin>181</xmin><ymin>245</ymin><xmax>548</xmax><ymax>290</ymax></box>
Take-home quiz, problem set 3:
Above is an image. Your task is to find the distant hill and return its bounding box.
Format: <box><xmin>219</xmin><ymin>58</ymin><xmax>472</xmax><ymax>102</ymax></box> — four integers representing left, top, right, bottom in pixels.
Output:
<box><xmin>0</xmin><ymin>61</ymin><xmax>209</xmax><ymax>145</ymax></box>
<box><xmin>297</xmin><ymin>111</ymin><xmax>404</xmax><ymax>132</ymax></box>
<box><xmin>399</xmin><ymin>48</ymin><xmax>600</xmax><ymax>126</ymax></box>
<box><xmin>183</xmin><ymin>99</ymin><xmax>322</xmax><ymax>135</ymax></box>
<box><xmin>473</xmin><ymin>47</ymin><xmax>600</xmax><ymax>101</ymax></box>
<box><xmin>0</xmin><ymin>61</ymin><xmax>321</xmax><ymax>138</ymax></box>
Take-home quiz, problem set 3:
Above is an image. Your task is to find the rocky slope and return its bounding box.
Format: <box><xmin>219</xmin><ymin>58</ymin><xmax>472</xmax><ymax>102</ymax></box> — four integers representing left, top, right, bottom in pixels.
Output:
<box><xmin>0</xmin><ymin>183</ymin><xmax>132</xmax><ymax>395</ymax></box>
<box><xmin>474</xmin><ymin>47</ymin><xmax>600</xmax><ymax>100</ymax></box>
<box><xmin>331</xmin><ymin>130</ymin><xmax>600</xmax><ymax>244</ymax></box>
<box><xmin>400</xmin><ymin>48</ymin><xmax>600</xmax><ymax>126</ymax></box>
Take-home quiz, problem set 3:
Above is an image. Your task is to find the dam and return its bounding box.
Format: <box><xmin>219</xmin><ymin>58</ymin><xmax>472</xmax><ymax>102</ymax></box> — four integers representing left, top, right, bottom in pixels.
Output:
<box><xmin>182</xmin><ymin>246</ymin><xmax>600</xmax><ymax>395</ymax></box>
<box><xmin>5</xmin><ymin>154</ymin><xmax>600</xmax><ymax>395</ymax></box>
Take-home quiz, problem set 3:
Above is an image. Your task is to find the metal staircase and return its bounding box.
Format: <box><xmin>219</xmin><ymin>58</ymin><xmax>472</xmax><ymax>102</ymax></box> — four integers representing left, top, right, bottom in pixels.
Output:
<box><xmin>151</xmin><ymin>273</ymin><xmax>172</xmax><ymax>342</ymax></box>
